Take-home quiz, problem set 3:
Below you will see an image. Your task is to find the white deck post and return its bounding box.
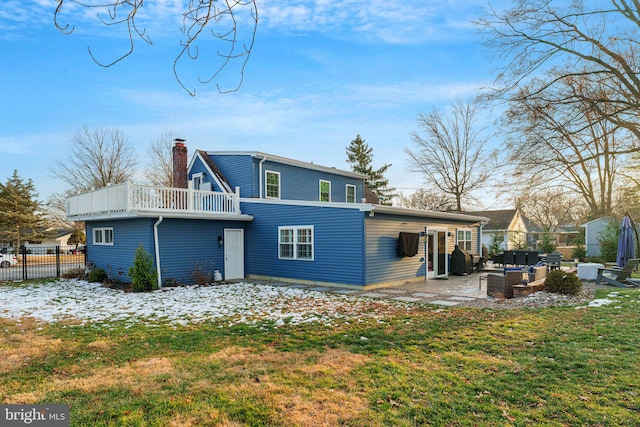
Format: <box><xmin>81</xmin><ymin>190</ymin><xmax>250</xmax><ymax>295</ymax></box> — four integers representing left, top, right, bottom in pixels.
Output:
<box><xmin>234</xmin><ymin>187</ymin><xmax>241</xmax><ymax>213</ymax></box>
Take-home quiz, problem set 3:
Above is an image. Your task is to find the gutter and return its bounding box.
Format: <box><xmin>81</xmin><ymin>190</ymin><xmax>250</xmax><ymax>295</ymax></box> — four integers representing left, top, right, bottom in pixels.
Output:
<box><xmin>258</xmin><ymin>155</ymin><xmax>267</xmax><ymax>198</ymax></box>
<box><xmin>154</xmin><ymin>216</ymin><xmax>163</xmax><ymax>289</ymax></box>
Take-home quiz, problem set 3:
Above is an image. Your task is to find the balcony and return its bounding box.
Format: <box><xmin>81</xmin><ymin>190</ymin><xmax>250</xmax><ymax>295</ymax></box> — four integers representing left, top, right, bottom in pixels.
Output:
<box><xmin>65</xmin><ymin>182</ymin><xmax>253</xmax><ymax>221</ymax></box>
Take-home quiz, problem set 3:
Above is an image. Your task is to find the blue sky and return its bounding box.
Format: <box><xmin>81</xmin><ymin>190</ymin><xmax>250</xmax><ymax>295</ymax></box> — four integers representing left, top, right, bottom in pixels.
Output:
<box><xmin>0</xmin><ymin>0</ymin><xmax>500</xmax><ymax>206</ymax></box>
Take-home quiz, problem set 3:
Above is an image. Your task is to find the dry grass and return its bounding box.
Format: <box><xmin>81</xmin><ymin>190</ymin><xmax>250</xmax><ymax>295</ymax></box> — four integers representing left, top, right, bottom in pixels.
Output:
<box><xmin>2</xmin><ymin>289</ymin><xmax>640</xmax><ymax>426</ymax></box>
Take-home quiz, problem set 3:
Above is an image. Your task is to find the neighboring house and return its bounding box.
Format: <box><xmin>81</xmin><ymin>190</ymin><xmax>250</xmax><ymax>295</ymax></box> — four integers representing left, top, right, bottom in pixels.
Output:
<box><xmin>66</xmin><ymin>142</ymin><xmax>488</xmax><ymax>289</ymax></box>
<box><xmin>468</xmin><ymin>209</ymin><xmax>529</xmax><ymax>251</ymax></box>
<box><xmin>581</xmin><ymin>217</ymin><xmax>611</xmax><ymax>257</ymax></box>
<box><xmin>3</xmin><ymin>228</ymin><xmax>76</xmax><ymax>252</ymax></box>
<box><xmin>24</xmin><ymin>228</ymin><xmax>75</xmax><ymax>248</ymax></box>
<box><xmin>471</xmin><ymin>209</ymin><xmax>581</xmax><ymax>256</ymax></box>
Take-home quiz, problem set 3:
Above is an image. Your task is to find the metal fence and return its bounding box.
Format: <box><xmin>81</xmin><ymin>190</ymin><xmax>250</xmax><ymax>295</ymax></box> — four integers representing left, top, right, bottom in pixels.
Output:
<box><xmin>0</xmin><ymin>246</ymin><xmax>87</xmax><ymax>282</ymax></box>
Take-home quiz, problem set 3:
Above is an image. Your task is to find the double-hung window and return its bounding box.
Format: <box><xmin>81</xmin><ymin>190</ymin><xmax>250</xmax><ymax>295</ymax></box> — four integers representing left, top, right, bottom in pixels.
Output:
<box><xmin>94</xmin><ymin>227</ymin><xmax>114</xmax><ymax>246</ymax></box>
<box><xmin>319</xmin><ymin>180</ymin><xmax>331</xmax><ymax>202</ymax></box>
<box><xmin>457</xmin><ymin>229</ymin><xmax>473</xmax><ymax>252</ymax></box>
<box><xmin>266</xmin><ymin>170</ymin><xmax>280</xmax><ymax>199</ymax></box>
<box><xmin>278</xmin><ymin>226</ymin><xmax>314</xmax><ymax>260</ymax></box>
<box><xmin>346</xmin><ymin>184</ymin><xmax>356</xmax><ymax>203</ymax></box>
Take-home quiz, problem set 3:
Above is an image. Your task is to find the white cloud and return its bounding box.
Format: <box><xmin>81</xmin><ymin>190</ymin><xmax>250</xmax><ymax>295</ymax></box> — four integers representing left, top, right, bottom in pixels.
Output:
<box><xmin>259</xmin><ymin>0</ymin><xmax>488</xmax><ymax>43</ymax></box>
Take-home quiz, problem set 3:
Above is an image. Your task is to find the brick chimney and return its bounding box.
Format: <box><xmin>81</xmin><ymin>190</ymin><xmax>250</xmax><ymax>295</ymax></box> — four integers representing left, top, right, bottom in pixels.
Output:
<box><xmin>172</xmin><ymin>139</ymin><xmax>188</xmax><ymax>189</ymax></box>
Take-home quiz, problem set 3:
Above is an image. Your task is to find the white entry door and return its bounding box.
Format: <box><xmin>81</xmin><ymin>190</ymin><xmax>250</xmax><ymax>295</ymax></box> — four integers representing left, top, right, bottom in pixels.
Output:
<box><xmin>427</xmin><ymin>230</ymin><xmax>448</xmax><ymax>279</ymax></box>
<box><xmin>224</xmin><ymin>229</ymin><xmax>244</xmax><ymax>280</ymax></box>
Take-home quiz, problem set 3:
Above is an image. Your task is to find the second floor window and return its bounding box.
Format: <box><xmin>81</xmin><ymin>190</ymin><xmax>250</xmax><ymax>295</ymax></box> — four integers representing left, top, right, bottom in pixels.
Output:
<box><xmin>266</xmin><ymin>170</ymin><xmax>280</xmax><ymax>199</ymax></box>
<box><xmin>346</xmin><ymin>184</ymin><xmax>356</xmax><ymax>203</ymax></box>
<box><xmin>319</xmin><ymin>180</ymin><xmax>331</xmax><ymax>202</ymax></box>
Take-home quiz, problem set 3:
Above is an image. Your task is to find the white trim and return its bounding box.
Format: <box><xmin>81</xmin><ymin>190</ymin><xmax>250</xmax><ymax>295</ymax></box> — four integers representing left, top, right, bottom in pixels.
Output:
<box><xmin>456</xmin><ymin>228</ymin><xmax>473</xmax><ymax>252</ymax></box>
<box><xmin>192</xmin><ymin>172</ymin><xmax>204</xmax><ymax>190</ymax></box>
<box><xmin>278</xmin><ymin>225</ymin><xmax>314</xmax><ymax>261</ymax></box>
<box><xmin>153</xmin><ymin>217</ymin><xmax>163</xmax><ymax>288</ymax></box>
<box><xmin>188</xmin><ymin>151</ymin><xmax>234</xmax><ymax>193</ymax></box>
<box><xmin>346</xmin><ymin>184</ymin><xmax>356</xmax><ymax>203</ymax></box>
<box><xmin>265</xmin><ymin>170</ymin><xmax>281</xmax><ymax>199</ymax></box>
<box><xmin>319</xmin><ymin>179</ymin><xmax>331</xmax><ymax>202</ymax></box>
<box><xmin>93</xmin><ymin>227</ymin><xmax>114</xmax><ymax>246</ymax></box>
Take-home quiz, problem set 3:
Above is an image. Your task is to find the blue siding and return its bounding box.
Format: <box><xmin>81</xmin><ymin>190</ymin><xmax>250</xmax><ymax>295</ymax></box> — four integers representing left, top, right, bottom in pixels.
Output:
<box><xmin>87</xmin><ymin>218</ymin><xmax>245</xmax><ymax>285</ymax></box>
<box><xmin>208</xmin><ymin>155</ymin><xmax>257</xmax><ymax>196</ymax></box>
<box><xmin>242</xmin><ymin>202</ymin><xmax>366</xmax><ymax>286</ymax></box>
<box><xmin>208</xmin><ymin>154</ymin><xmax>365</xmax><ymax>202</ymax></box>
<box><xmin>189</xmin><ymin>157</ymin><xmax>225</xmax><ymax>192</ymax></box>
<box><xmin>157</xmin><ymin>218</ymin><xmax>244</xmax><ymax>284</ymax></box>
<box><xmin>260</xmin><ymin>160</ymin><xmax>364</xmax><ymax>202</ymax></box>
<box><xmin>86</xmin><ymin>219</ymin><xmax>155</xmax><ymax>281</ymax></box>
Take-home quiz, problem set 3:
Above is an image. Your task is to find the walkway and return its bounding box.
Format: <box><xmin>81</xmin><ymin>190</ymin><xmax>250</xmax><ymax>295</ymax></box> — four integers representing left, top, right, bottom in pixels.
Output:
<box><xmin>280</xmin><ymin>267</ymin><xmax>613</xmax><ymax>307</ymax></box>
<box><xmin>282</xmin><ymin>272</ymin><xmax>491</xmax><ymax>307</ymax></box>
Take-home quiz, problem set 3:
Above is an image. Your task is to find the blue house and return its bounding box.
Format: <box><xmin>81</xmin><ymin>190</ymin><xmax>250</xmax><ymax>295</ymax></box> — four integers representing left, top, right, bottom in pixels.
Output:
<box><xmin>66</xmin><ymin>141</ymin><xmax>488</xmax><ymax>289</ymax></box>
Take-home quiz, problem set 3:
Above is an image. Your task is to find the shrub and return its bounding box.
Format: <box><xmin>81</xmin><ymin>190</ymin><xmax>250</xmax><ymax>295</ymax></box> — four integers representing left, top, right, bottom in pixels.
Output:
<box><xmin>571</xmin><ymin>244</ymin><xmax>586</xmax><ymax>262</ymax></box>
<box><xmin>88</xmin><ymin>268</ymin><xmax>108</xmax><ymax>283</ymax></box>
<box><xmin>598</xmin><ymin>220</ymin><xmax>619</xmax><ymax>262</ymax></box>
<box><xmin>191</xmin><ymin>260</ymin><xmax>215</xmax><ymax>286</ymax></box>
<box><xmin>128</xmin><ymin>244</ymin><xmax>158</xmax><ymax>292</ymax></box>
<box><xmin>544</xmin><ymin>270</ymin><xmax>582</xmax><ymax>295</ymax></box>
<box><xmin>539</xmin><ymin>233</ymin><xmax>556</xmax><ymax>254</ymax></box>
<box><xmin>62</xmin><ymin>267</ymin><xmax>86</xmax><ymax>279</ymax></box>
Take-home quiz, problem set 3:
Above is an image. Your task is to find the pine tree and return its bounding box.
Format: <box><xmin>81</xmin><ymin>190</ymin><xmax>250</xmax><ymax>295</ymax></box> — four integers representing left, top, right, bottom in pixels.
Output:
<box><xmin>0</xmin><ymin>170</ymin><xmax>48</xmax><ymax>250</ymax></box>
<box><xmin>129</xmin><ymin>244</ymin><xmax>158</xmax><ymax>292</ymax></box>
<box><xmin>345</xmin><ymin>135</ymin><xmax>396</xmax><ymax>205</ymax></box>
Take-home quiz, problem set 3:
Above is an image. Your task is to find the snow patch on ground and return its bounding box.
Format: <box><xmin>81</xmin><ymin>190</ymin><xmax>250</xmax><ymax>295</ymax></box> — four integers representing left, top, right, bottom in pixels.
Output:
<box><xmin>0</xmin><ymin>280</ymin><xmax>410</xmax><ymax>327</ymax></box>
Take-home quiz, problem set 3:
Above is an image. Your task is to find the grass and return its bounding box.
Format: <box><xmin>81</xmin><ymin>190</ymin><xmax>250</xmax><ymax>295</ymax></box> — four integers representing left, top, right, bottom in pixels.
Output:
<box><xmin>1</xmin><ymin>285</ymin><xmax>640</xmax><ymax>426</ymax></box>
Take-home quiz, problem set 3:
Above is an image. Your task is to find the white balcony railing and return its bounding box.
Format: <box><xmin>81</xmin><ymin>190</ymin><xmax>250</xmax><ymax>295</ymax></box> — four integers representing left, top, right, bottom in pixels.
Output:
<box><xmin>66</xmin><ymin>182</ymin><xmax>241</xmax><ymax>219</ymax></box>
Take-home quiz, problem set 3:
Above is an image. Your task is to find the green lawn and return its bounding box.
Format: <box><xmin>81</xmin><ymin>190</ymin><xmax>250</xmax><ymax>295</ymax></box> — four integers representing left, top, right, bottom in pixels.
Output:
<box><xmin>1</xmin><ymin>286</ymin><xmax>639</xmax><ymax>426</ymax></box>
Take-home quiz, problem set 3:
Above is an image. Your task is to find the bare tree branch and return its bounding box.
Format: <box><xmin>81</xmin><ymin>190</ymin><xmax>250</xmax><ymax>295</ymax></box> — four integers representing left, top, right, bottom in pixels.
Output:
<box><xmin>51</xmin><ymin>126</ymin><xmax>137</xmax><ymax>194</ymax></box>
<box><xmin>54</xmin><ymin>0</ymin><xmax>258</xmax><ymax>95</ymax></box>
<box><xmin>144</xmin><ymin>132</ymin><xmax>175</xmax><ymax>187</ymax></box>
<box><xmin>405</xmin><ymin>98</ymin><xmax>492</xmax><ymax>212</ymax></box>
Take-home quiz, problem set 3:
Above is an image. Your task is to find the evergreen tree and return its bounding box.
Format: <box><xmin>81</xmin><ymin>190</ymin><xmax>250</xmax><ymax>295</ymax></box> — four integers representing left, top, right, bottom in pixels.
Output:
<box><xmin>67</xmin><ymin>230</ymin><xmax>86</xmax><ymax>252</ymax></box>
<box><xmin>345</xmin><ymin>135</ymin><xmax>396</xmax><ymax>205</ymax></box>
<box><xmin>0</xmin><ymin>170</ymin><xmax>48</xmax><ymax>250</ymax></box>
<box><xmin>129</xmin><ymin>244</ymin><xmax>158</xmax><ymax>292</ymax></box>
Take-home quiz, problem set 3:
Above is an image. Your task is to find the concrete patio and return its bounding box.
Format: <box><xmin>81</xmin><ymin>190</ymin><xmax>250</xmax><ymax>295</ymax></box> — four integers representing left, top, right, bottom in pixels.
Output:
<box><xmin>287</xmin><ymin>264</ymin><xmax>615</xmax><ymax>308</ymax></box>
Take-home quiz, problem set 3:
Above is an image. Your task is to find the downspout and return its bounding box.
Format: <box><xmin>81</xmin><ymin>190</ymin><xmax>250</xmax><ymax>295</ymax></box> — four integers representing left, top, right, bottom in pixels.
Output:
<box><xmin>154</xmin><ymin>216</ymin><xmax>164</xmax><ymax>289</ymax></box>
<box><xmin>258</xmin><ymin>155</ymin><xmax>267</xmax><ymax>199</ymax></box>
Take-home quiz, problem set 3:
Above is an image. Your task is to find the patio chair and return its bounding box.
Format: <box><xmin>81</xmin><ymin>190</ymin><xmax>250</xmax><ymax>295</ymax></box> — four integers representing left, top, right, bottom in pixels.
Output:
<box><xmin>487</xmin><ymin>269</ymin><xmax>523</xmax><ymax>299</ymax></box>
<box><xmin>595</xmin><ymin>258</ymin><xmax>640</xmax><ymax>288</ymax></box>
<box><xmin>543</xmin><ymin>252</ymin><xmax>562</xmax><ymax>271</ymax></box>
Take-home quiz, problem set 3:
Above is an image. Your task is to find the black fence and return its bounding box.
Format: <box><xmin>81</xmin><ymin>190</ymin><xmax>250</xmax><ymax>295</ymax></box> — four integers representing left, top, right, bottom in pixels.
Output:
<box><xmin>0</xmin><ymin>246</ymin><xmax>87</xmax><ymax>282</ymax></box>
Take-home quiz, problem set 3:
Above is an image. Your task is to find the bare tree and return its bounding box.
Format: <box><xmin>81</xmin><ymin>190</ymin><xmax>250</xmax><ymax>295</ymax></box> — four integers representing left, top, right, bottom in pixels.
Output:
<box><xmin>405</xmin><ymin>98</ymin><xmax>492</xmax><ymax>212</ymax></box>
<box><xmin>396</xmin><ymin>189</ymin><xmax>457</xmax><ymax>212</ymax></box>
<box><xmin>503</xmin><ymin>73</ymin><xmax>637</xmax><ymax>218</ymax></box>
<box><xmin>514</xmin><ymin>190</ymin><xmax>578</xmax><ymax>234</ymax></box>
<box><xmin>145</xmin><ymin>132</ymin><xmax>176</xmax><ymax>187</ymax></box>
<box><xmin>51</xmin><ymin>126</ymin><xmax>138</xmax><ymax>193</ymax></box>
<box><xmin>477</xmin><ymin>0</ymin><xmax>640</xmax><ymax>140</ymax></box>
<box><xmin>54</xmin><ymin>0</ymin><xmax>258</xmax><ymax>96</ymax></box>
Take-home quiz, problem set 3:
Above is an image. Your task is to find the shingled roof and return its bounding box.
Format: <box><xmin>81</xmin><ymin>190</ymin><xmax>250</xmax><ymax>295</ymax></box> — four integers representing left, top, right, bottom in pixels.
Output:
<box><xmin>466</xmin><ymin>209</ymin><xmax>517</xmax><ymax>231</ymax></box>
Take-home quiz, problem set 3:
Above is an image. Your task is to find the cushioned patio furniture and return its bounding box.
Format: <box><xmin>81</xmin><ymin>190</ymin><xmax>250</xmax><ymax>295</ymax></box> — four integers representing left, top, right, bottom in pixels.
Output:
<box><xmin>595</xmin><ymin>258</ymin><xmax>640</xmax><ymax>288</ymax></box>
<box><xmin>487</xmin><ymin>269</ymin><xmax>524</xmax><ymax>299</ymax></box>
<box><xmin>543</xmin><ymin>252</ymin><xmax>562</xmax><ymax>271</ymax></box>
